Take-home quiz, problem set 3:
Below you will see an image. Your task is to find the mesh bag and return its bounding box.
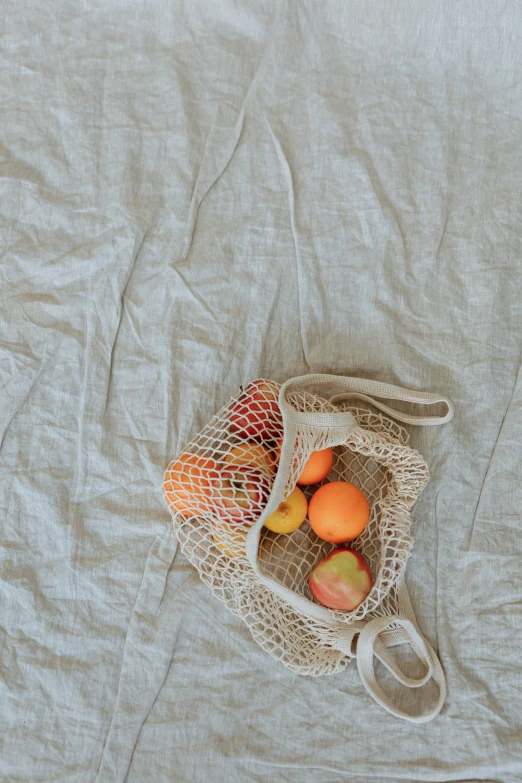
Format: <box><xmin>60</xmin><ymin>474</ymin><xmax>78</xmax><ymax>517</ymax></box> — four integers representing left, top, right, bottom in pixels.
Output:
<box><xmin>163</xmin><ymin>374</ymin><xmax>453</xmax><ymax>722</ymax></box>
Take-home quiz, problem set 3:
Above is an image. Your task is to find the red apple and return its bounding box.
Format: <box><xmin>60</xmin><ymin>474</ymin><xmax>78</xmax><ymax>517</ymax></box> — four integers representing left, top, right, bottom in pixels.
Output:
<box><xmin>212</xmin><ymin>464</ymin><xmax>271</xmax><ymax>524</ymax></box>
<box><xmin>308</xmin><ymin>548</ymin><xmax>372</xmax><ymax>611</ymax></box>
<box><xmin>229</xmin><ymin>380</ymin><xmax>282</xmax><ymax>440</ymax></box>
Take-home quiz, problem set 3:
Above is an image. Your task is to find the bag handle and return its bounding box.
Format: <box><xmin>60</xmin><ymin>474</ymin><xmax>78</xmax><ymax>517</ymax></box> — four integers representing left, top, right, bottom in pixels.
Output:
<box><xmin>277</xmin><ymin>374</ymin><xmax>451</xmax><ymax>721</ymax></box>
<box><xmin>279</xmin><ymin>374</ymin><xmax>454</xmax><ymax>427</ymax></box>
<box><xmin>356</xmin><ymin>614</ymin><xmax>447</xmax><ymax>723</ymax></box>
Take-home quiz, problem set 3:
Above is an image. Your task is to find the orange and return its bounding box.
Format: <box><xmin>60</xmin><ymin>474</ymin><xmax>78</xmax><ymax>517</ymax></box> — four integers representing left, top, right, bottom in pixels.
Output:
<box><xmin>263</xmin><ymin>487</ymin><xmax>308</xmax><ymax>534</ymax></box>
<box><xmin>297</xmin><ymin>448</ymin><xmax>333</xmax><ymax>485</ymax></box>
<box><xmin>163</xmin><ymin>453</ymin><xmax>218</xmax><ymax>517</ymax></box>
<box><xmin>224</xmin><ymin>442</ymin><xmax>274</xmax><ymax>472</ymax></box>
<box><xmin>308</xmin><ymin>481</ymin><xmax>369</xmax><ymax>543</ymax></box>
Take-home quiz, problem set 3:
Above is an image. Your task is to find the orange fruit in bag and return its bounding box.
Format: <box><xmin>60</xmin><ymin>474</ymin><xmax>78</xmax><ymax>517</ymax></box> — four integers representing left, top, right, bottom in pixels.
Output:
<box><xmin>297</xmin><ymin>448</ymin><xmax>333</xmax><ymax>485</ymax></box>
<box><xmin>308</xmin><ymin>481</ymin><xmax>369</xmax><ymax>543</ymax></box>
<box><xmin>164</xmin><ymin>453</ymin><xmax>218</xmax><ymax>517</ymax></box>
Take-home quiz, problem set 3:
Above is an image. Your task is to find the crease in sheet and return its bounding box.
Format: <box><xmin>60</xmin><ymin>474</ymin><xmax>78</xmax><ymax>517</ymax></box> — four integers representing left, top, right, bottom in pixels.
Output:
<box><xmin>104</xmin><ymin>228</ymin><xmax>152</xmax><ymax>414</ymax></box>
<box><xmin>267</xmin><ymin>124</ymin><xmax>311</xmax><ymax>371</ymax></box>
<box><xmin>95</xmin><ymin>526</ymin><xmax>182</xmax><ymax>783</ymax></box>
<box><xmin>179</xmin><ymin>4</ymin><xmax>281</xmax><ymax>264</ymax></box>
<box><xmin>0</xmin><ymin>334</ymin><xmax>65</xmax><ymax>450</ymax></box>
<box><xmin>467</xmin><ymin>360</ymin><xmax>522</xmax><ymax>553</ymax></box>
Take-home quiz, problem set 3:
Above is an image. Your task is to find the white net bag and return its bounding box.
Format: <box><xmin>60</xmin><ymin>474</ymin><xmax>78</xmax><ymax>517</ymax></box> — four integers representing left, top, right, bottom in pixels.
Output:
<box><xmin>163</xmin><ymin>374</ymin><xmax>453</xmax><ymax>722</ymax></box>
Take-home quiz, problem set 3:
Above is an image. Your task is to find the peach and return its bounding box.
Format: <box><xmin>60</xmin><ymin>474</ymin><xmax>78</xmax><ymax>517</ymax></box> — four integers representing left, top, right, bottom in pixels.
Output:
<box><xmin>212</xmin><ymin>464</ymin><xmax>271</xmax><ymax>525</ymax></box>
<box><xmin>224</xmin><ymin>442</ymin><xmax>274</xmax><ymax>473</ymax></box>
<box><xmin>308</xmin><ymin>548</ymin><xmax>372</xmax><ymax>610</ymax></box>
<box><xmin>268</xmin><ymin>437</ymin><xmax>284</xmax><ymax>472</ymax></box>
<box><xmin>229</xmin><ymin>380</ymin><xmax>282</xmax><ymax>440</ymax></box>
<box><xmin>263</xmin><ymin>486</ymin><xmax>308</xmax><ymax>534</ymax></box>
<box><xmin>213</xmin><ymin>525</ymin><xmax>247</xmax><ymax>558</ymax></box>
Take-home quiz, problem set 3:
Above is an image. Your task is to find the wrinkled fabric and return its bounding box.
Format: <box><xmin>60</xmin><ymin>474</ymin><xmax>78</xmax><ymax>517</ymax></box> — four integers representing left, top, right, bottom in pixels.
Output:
<box><xmin>1</xmin><ymin>1</ymin><xmax>522</xmax><ymax>781</ymax></box>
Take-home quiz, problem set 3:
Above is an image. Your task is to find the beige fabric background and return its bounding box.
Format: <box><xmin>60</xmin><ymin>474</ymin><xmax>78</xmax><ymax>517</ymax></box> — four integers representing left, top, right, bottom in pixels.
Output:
<box><xmin>2</xmin><ymin>1</ymin><xmax>522</xmax><ymax>780</ymax></box>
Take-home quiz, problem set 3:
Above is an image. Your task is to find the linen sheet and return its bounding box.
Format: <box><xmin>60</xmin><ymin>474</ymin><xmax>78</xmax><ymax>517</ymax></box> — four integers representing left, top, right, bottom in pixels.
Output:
<box><xmin>2</xmin><ymin>1</ymin><xmax>522</xmax><ymax>780</ymax></box>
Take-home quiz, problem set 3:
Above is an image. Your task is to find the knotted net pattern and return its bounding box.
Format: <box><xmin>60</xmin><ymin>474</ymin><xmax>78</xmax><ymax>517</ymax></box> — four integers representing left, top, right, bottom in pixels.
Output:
<box><xmin>163</xmin><ymin>380</ymin><xmax>429</xmax><ymax>675</ymax></box>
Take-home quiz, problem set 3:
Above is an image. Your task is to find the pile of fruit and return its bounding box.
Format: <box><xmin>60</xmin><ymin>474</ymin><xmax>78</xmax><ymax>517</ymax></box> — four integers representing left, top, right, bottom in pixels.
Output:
<box><xmin>164</xmin><ymin>380</ymin><xmax>373</xmax><ymax>612</ymax></box>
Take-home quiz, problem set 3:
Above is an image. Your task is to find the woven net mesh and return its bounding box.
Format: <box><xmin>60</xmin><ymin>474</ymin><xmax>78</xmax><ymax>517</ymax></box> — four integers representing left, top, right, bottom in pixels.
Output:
<box><xmin>163</xmin><ymin>379</ymin><xmax>430</xmax><ymax>676</ymax></box>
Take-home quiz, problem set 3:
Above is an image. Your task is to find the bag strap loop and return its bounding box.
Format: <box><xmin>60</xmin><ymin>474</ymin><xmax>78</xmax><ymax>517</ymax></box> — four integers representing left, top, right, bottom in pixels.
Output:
<box><xmin>252</xmin><ymin>374</ymin><xmax>451</xmax><ymax>722</ymax></box>
<box><xmin>356</xmin><ymin>614</ymin><xmax>447</xmax><ymax>723</ymax></box>
<box><xmin>279</xmin><ymin>374</ymin><xmax>454</xmax><ymax>426</ymax></box>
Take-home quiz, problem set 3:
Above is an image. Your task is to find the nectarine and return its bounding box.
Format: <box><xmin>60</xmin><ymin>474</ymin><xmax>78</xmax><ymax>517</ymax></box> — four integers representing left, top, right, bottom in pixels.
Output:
<box><xmin>263</xmin><ymin>486</ymin><xmax>308</xmax><ymax>534</ymax></box>
<box><xmin>309</xmin><ymin>548</ymin><xmax>372</xmax><ymax>610</ymax></box>
<box><xmin>229</xmin><ymin>380</ymin><xmax>282</xmax><ymax>440</ymax></box>
<box><xmin>212</xmin><ymin>464</ymin><xmax>271</xmax><ymax>525</ymax></box>
<box><xmin>213</xmin><ymin>525</ymin><xmax>247</xmax><ymax>558</ymax></box>
<box><xmin>224</xmin><ymin>442</ymin><xmax>274</xmax><ymax>473</ymax></box>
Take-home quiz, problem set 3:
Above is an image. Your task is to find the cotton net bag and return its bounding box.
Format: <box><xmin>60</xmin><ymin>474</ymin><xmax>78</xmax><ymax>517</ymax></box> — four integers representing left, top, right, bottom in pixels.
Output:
<box><xmin>163</xmin><ymin>374</ymin><xmax>454</xmax><ymax>722</ymax></box>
